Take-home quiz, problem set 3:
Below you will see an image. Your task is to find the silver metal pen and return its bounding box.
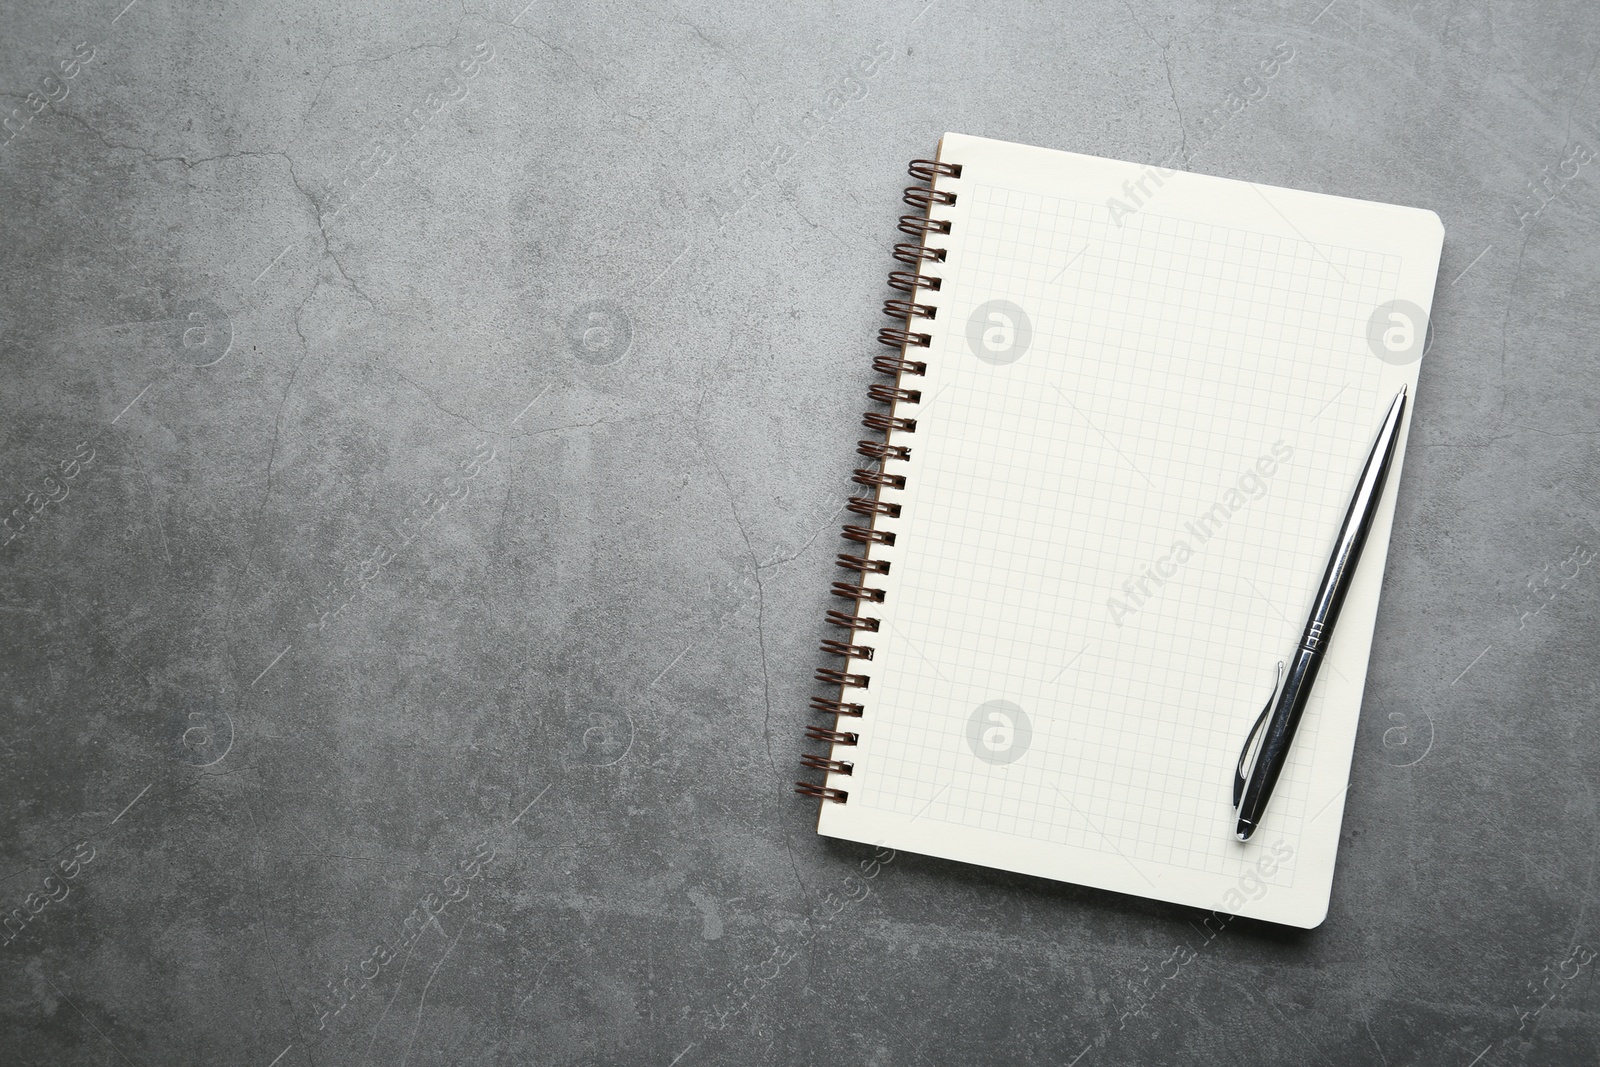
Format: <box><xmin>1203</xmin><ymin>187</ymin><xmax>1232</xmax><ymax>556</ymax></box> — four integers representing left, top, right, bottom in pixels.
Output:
<box><xmin>1233</xmin><ymin>385</ymin><xmax>1410</xmax><ymax>841</ymax></box>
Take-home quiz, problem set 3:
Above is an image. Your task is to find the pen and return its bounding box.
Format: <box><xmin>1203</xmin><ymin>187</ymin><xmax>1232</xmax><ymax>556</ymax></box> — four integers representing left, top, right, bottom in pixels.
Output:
<box><xmin>1232</xmin><ymin>385</ymin><xmax>1410</xmax><ymax>842</ymax></box>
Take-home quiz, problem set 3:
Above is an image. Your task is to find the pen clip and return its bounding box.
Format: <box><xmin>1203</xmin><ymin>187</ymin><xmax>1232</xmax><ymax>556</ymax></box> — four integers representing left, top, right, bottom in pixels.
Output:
<box><xmin>1233</xmin><ymin>660</ymin><xmax>1285</xmax><ymax>811</ymax></box>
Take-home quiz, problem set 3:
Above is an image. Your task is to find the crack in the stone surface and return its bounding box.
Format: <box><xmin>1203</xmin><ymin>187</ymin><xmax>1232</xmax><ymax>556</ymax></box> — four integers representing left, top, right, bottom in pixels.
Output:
<box><xmin>52</xmin><ymin>109</ymin><xmax>290</xmax><ymax>169</ymax></box>
<box><xmin>394</xmin><ymin>370</ymin><xmax>501</xmax><ymax>437</ymax></box>
<box><xmin>691</xmin><ymin>383</ymin><xmax>776</xmax><ymax>780</ymax></box>
<box><xmin>1124</xmin><ymin>1</ymin><xmax>1189</xmax><ymax>165</ymax></box>
<box><xmin>280</xmin><ymin>155</ymin><xmax>379</xmax><ymax>309</ymax></box>
<box><xmin>221</xmin><ymin>316</ymin><xmax>316</xmax><ymax>693</ymax></box>
<box><xmin>51</xmin><ymin>112</ymin><xmax>382</xmax><ymax>313</ymax></box>
<box><xmin>393</xmin><ymin>371</ymin><xmax>670</xmax><ymax>441</ymax></box>
<box><xmin>292</xmin><ymin>9</ymin><xmax>472</xmax><ymax>147</ymax></box>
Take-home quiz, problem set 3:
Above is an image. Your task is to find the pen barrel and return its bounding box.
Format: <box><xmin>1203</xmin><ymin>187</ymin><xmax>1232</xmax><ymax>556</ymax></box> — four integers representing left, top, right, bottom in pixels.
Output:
<box><xmin>1236</xmin><ymin>646</ymin><xmax>1323</xmax><ymax>833</ymax></box>
<box><xmin>1299</xmin><ymin>391</ymin><xmax>1408</xmax><ymax>655</ymax></box>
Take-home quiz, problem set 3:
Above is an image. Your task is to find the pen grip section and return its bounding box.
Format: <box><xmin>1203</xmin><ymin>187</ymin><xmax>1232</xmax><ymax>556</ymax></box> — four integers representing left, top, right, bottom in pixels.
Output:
<box><xmin>1237</xmin><ymin>646</ymin><xmax>1323</xmax><ymax>831</ymax></box>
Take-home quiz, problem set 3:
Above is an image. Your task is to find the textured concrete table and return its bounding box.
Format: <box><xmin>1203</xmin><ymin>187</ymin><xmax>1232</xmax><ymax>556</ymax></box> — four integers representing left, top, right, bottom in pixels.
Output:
<box><xmin>1</xmin><ymin>0</ymin><xmax>1596</xmax><ymax>1064</ymax></box>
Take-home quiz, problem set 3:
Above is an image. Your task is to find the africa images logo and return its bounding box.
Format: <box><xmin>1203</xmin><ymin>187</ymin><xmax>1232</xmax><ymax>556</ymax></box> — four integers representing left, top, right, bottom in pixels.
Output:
<box><xmin>966</xmin><ymin>700</ymin><xmax>1032</xmax><ymax>765</ymax></box>
<box><xmin>966</xmin><ymin>300</ymin><xmax>1032</xmax><ymax>365</ymax></box>
<box><xmin>1365</xmin><ymin>299</ymin><xmax>1429</xmax><ymax>365</ymax></box>
<box><xmin>566</xmin><ymin>299</ymin><xmax>632</xmax><ymax>366</ymax></box>
<box><xmin>170</xmin><ymin>298</ymin><xmax>233</xmax><ymax>367</ymax></box>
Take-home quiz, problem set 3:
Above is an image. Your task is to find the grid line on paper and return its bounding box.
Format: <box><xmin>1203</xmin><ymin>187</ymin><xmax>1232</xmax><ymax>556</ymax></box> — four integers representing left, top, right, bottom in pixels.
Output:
<box><xmin>847</xmin><ymin>182</ymin><xmax>1401</xmax><ymax>887</ymax></box>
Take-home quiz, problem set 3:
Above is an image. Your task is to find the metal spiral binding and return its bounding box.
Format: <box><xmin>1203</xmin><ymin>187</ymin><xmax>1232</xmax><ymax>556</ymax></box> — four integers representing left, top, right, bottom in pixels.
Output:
<box><xmin>796</xmin><ymin>156</ymin><xmax>962</xmax><ymax>806</ymax></box>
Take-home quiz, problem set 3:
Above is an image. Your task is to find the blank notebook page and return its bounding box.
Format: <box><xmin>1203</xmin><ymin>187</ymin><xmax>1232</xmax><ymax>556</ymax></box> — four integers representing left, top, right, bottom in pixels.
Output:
<box><xmin>817</xmin><ymin>133</ymin><xmax>1443</xmax><ymax>928</ymax></box>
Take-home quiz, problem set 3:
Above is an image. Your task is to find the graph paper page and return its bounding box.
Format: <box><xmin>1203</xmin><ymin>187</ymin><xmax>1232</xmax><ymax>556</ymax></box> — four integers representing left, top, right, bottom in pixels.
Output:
<box><xmin>816</xmin><ymin>133</ymin><xmax>1443</xmax><ymax>927</ymax></box>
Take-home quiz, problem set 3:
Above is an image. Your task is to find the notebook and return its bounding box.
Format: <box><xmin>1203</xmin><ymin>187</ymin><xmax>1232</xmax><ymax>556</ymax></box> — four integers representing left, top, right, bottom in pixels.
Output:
<box><xmin>798</xmin><ymin>132</ymin><xmax>1443</xmax><ymax>928</ymax></box>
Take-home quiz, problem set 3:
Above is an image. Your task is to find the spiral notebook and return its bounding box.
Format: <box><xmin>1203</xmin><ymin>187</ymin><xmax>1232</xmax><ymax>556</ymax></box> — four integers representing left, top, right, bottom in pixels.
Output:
<box><xmin>798</xmin><ymin>133</ymin><xmax>1444</xmax><ymax>928</ymax></box>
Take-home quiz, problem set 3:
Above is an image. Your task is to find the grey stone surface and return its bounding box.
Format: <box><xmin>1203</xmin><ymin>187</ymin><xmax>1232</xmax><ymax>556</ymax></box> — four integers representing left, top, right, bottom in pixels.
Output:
<box><xmin>0</xmin><ymin>0</ymin><xmax>1597</xmax><ymax>1063</ymax></box>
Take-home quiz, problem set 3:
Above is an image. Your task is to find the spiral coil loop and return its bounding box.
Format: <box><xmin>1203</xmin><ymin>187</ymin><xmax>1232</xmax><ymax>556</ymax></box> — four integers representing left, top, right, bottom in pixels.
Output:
<box><xmin>867</xmin><ymin>383</ymin><xmax>921</xmax><ymax>405</ymax></box>
<box><xmin>836</xmin><ymin>552</ymin><xmax>891</xmax><ymax>574</ymax></box>
<box><xmin>797</xmin><ymin>154</ymin><xmax>959</xmax><ymax>806</ymax></box>
<box><xmin>862</xmin><ymin>412</ymin><xmax>916</xmax><ymax>433</ymax></box>
<box><xmin>795</xmin><ymin>783</ymin><xmax>850</xmax><ymax>802</ymax></box>
<box><xmin>841</xmin><ymin>524</ymin><xmax>896</xmax><ymax>546</ymax></box>
<box><xmin>878</xmin><ymin>326</ymin><xmax>933</xmax><ymax>349</ymax></box>
<box><xmin>898</xmin><ymin>215</ymin><xmax>952</xmax><ymax>237</ymax></box>
<box><xmin>908</xmin><ymin>159</ymin><xmax>963</xmax><ymax>182</ymax></box>
<box><xmin>852</xmin><ymin>468</ymin><xmax>906</xmax><ymax>490</ymax></box>
<box><xmin>815</xmin><ymin>667</ymin><xmax>870</xmax><ymax>688</ymax></box>
<box><xmin>846</xmin><ymin>497</ymin><xmax>901</xmax><ymax>518</ymax></box>
<box><xmin>893</xmin><ymin>242</ymin><xmax>945</xmax><ymax>265</ymax></box>
<box><xmin>884</xmin><ymin>298</ymin><xmax>937</xmax><ymax>320</ymax></box>
<box><xmin>872</xmin><ymin>356</ymin><xmax>926</xmax><ymax>377</ymax></box>
<box><xmin>805</xmin><ymin>726</ymin><xmax>860</xmax><ymax>745</ymax></box>
<box><xmin>811</xmin><ymin>696</ymin><xmax>864</xmax><ymax>717</ymax></box>
<box><xmin>857</xmin><ymin>440</ymin><xmax>912</xmax><ymax>460</ymax></box>
<box><xmin>903</xmin><ymin>187</ymin><xmax>958</xmax><ymax>209</ymax></box>
<box><xmin>800</xmin><ymin>754</ymin><xmax>854</xmax><ymax>775</ymax></box>
<box><xmin>830</xmin><ymin>581</ymin><xmax>886</xmax><ymax>603</ymax></box>
<box><xmin>825</xmin><ymin>608</ymin><xmax>880</xmax><ymax>631</ymax></box>
<box><xmin>888</xmin><ymin>270</ymin><xmax>941</xmax><ymax>293</ymax></box>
